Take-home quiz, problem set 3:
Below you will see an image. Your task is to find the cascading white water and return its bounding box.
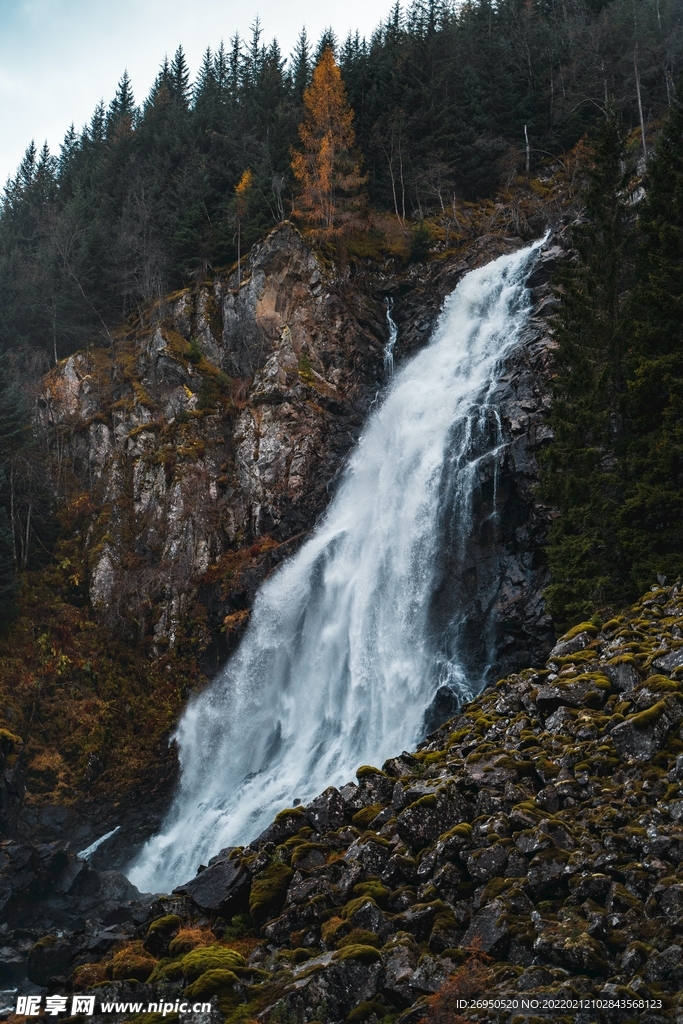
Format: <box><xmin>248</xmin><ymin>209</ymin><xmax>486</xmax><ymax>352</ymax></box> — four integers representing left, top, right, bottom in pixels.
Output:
<box><xmin>129</xmin><ymin>239</ymin><xmax>544</xmax><ymax>894</ymax></box>
<box><xmin>384</xmin><ymin>298</ymin><xmax>398</xmax><ymax>373</ymax></box>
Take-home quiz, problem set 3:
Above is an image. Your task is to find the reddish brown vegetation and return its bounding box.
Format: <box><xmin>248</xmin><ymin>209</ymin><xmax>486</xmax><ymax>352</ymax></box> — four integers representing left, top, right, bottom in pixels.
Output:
<box><xmin>424</xmin><ymin>949</ymin><xmax>493</xmax><ymax>1024</ymax></box>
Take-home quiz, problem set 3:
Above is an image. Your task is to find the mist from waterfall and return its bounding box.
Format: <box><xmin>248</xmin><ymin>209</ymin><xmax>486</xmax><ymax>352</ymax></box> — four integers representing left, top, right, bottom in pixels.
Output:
<box><xmin>129</xmin><ymin>239</ymin><xmax>544</xmax><ymax>893</ymax></box>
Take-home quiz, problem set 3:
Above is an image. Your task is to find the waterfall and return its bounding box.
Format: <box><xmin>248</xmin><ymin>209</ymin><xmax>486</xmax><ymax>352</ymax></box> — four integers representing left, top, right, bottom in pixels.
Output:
<box><xmin>384</xmin><ymin>298</ymin><xmax>398</xmax><ymax>373</ymax></box>
<box><xmin>129</xmin><ymin>239</ymin><xmax>544</xmax><ymax>893</ymax></box>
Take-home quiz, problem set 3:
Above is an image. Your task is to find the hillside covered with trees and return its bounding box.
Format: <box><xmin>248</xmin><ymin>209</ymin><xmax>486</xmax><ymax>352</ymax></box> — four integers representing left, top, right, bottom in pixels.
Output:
<box><xmin>541</xmin><ymin>94</ymin><xmax>683</xmax><ymax>627</ymax></box>
<box><xmin>0</xmin><ymin>0</ymin><xmax>680</xmax><ymax>363</ymax></box>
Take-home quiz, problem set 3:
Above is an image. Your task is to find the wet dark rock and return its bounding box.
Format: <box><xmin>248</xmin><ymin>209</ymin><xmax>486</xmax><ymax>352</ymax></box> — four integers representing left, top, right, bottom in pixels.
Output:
<box><xmin>275</xmin><ymin>958</ymin><xmax>384</xmax><ymax>1022</ymax></box>
<box><xmin>382</xmin><ymin>940</ymin><xmax>419</xmax><ymax>1007</ymax></box>
<box><xmin>536</xmin><ymin>675</ymin><xmax>608</xmax><ymax>712</ymax></box>
<box><xmin>396</xmin><ymin>785</ymin><xmax>472</xmax><ymax>850</ymax></box>
<box><xmin>528</xmin><ymin>849</ymin><xmax>571</xmax><ymax>897</ymax></box>
<box><xmin>347</xmin><ymin>898</ymin><xmax>392</xmax><ymax>939</ymax></box>
<box><xmin>86</xmin><ymin>926</ymin><xmax>132</xmax><ymax>956</ymax></box>
<box><xmin>408</xmin><ymin>955</ymin><xmax>450</xmax><ymax>994</ymax></box>
<box><xmin>392</xmin><ymin>904</ymin><xmax>439</xmax><ymax>943</ymax></box>
<box><xmin>355</xmin><ymin>768</ymin><xmax>396</xmax><ymax>807</ymax></box>
<box><xmin>0</xmin><ymin>943</ymin><xmax>29</xmax><ymax>985</ymax></box>
<box><xmin>343</xmin><ymin>842</ymin><xmax>389</xmax><ymax>882</ymax></box>
<box><xmin>611</xmin><ymin>695</ymin><xmax>683</xmax><ymax>762</ymax></box>
<box><xmin>603</xmin><ymin>659</ymin><xmax>641</xmax><ymax>691</ymax></box>
<box><xmin>534</xmin><ymin>922</ymin><xmax>610</xmax><ymax>975</ymax></box>
<box><xmin>548</xmin><ymin>631</ymin><xmax>594</xmax><ymax>659</ymax></box>
<box><xmin>27</xmin><ymin>935</ymin><xmax>74</xmax><ymax>986</ymax></box>
<box><xmin>516</xmin><ymin>965</ymin><xmax>554</xmax><ymax>990</ymax></box>
<box><xmin>535</xmin><ymin>784</ymin><xmax>560</xmax><ymax>813</ymax></box>
<box><xmin>462</xmin><ymin>898</ymin><xmax>510</xmax><ymax>957</ymax></box>
<box><xmin>383</xmin><ymin>754</ymin><xmax>420</xmax><ymax>779</ymax></box>
<box><xmin>466</xmin><ymin>844</ymin><xmax>509</xmax><ymax>882</ymax></box>
<box><xmin>173</xmin><ymin>854</ymin><xmax>250</xmax><ymax>916</ymax></box>
<box><xmin>653</xmin><ymin>650</ymin><xmax>683</xmax><ymax>675</ymax></box>
<box><xmin>286</xmin><ymin>874</ymin><xmax>334</xmax><ymax>906</ymax></box>
<box><xmin>568</xmin><ymin>873</ymin><xmax>612</xmax><ymax>906</ymax></box>
<box><xmin>254</xmin><ymin>809</ymin><xmax>308</xmax><ymax>847</ymax></box>
<box><xmin>305</xmin><ymin>787</ymin><xmax>346</xmax><ymax>832</ymax></box>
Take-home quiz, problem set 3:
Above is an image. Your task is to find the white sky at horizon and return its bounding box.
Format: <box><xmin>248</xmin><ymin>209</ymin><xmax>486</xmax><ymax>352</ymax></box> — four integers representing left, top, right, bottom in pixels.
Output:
<box><xmin>0</xmin><ymin>0</ymin><xmax>393</xmax><ymax>186</ymax></box>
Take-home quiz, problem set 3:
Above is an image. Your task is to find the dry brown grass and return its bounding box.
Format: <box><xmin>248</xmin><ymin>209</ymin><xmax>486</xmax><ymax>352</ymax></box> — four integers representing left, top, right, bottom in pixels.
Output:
<box><xmin>168</xmin><ymin>927</ymin><xmax>216</xmax><ymax>956</ymax></box>
<box><xmin>424</xmin><ymin>949</ymin><xmax>493</xmax><ymax>1024</ymax></box>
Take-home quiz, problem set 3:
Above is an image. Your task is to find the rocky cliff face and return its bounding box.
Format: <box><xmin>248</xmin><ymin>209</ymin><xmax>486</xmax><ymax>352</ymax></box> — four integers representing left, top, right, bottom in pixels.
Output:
<box><xmin>39</xmin><ymin>225</ymin><xmax>560</xmax><ymax>688</ymax></box>
<box><xmin>39</xmin><ymin>224</ymin><xmax>388</xmax><ymax>674</ymax></box>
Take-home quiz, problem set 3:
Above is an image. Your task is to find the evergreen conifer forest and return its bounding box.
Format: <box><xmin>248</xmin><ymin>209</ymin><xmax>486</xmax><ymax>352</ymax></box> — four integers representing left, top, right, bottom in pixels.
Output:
<box><xmin>0</xmin><ymin>0</ymin><xmax>680</xmax><ymax>361</ymax></box>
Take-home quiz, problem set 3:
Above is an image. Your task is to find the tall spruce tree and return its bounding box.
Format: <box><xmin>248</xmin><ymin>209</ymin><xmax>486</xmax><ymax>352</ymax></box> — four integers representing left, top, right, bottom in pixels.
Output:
<box><xmin>540</xmin><ymin>107</ymin><xmax>629</xmax><ymax>627</ymax></box>
<box><xmin>619</xmin><ymin>82</ymin><xmax>683</xmax><ymax>591</ymax></box>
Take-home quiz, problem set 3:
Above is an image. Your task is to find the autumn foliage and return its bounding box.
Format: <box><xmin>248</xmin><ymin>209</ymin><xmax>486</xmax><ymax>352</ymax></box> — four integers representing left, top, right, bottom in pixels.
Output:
<box><xmin>424</xmin><ymin>949</ymin><xmax>493</xmax><ymax>1024</ymax></box>
<box><xmin>291</xmin><ymin>48</ymin><xmax>366</xmax><ymax>236</ymax></box>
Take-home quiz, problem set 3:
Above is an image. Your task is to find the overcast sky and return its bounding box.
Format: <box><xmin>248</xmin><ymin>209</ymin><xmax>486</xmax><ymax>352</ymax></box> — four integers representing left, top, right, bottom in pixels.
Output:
<box><xmin>0</xmin><ymin>0</ymin><xmax>392</xmax><ymax>186</ymax></box>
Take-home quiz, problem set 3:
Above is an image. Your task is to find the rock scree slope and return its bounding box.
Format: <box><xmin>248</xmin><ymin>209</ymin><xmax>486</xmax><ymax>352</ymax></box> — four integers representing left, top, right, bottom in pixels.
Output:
<box><xmin>5</xmin><ymin>579</ymin><xmax>683</xmax><ymax>1021</ymax></box>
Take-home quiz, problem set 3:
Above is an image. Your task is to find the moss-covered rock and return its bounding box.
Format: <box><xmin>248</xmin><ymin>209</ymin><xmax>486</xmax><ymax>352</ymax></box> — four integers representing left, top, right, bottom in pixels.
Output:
<box><xmin>184</xmin><ymin>968</ymin><xmax>239</xmax><ymax>999</ymax></box>
<box><xmin>249</xmin><ymin>863</ymin><xmax>294</xmax><ymax>927</ymax></box>
<box><xmin>168</xmin><ymin>927</ymin><xmax>214</xmax><ymax>956</ymax></box>
<box><xmin>180</xmin><ymin>945</ymin><xmax>246</xmax><ymax>982</ymax></box>
<box><xmin>143</xmin><ymin>914</ymin><xmax>183</xmax><ymax>957</ymax></box>
<box><xmin>332</xmin><ymin>944</ymin><xmax>383</xmax><ymax>964</ymax></box>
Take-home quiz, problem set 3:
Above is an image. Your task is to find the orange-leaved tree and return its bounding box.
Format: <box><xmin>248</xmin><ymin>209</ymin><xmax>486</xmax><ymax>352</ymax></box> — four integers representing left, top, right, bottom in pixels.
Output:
<box><xmin>291</xmin><ymin>48</ymin><xmax>366</xmax><ymax>235</ymax></box>
<box><xmin>234</xmin><ymin>168</ymin><xmax>253</xmax><ymax>285</ymax></box>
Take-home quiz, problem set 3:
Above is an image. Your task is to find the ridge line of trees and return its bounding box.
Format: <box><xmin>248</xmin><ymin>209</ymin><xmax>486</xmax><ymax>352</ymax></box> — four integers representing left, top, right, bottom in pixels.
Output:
<box><xmin>1</xmin><ymin>0</ymin><xmax>680</xmax><ymax>365</ymax></box>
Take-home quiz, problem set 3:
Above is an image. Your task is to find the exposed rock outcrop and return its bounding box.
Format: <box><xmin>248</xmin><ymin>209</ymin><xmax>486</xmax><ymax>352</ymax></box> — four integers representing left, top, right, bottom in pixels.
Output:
<box><xmin>38</xmin><ymin>226</ymin><xmax>561</xmax><ymax>688</ymax></box>
<box><xmin>39</xmin><ymin>224</ymin><xmax>388</xmax><ymax>673</ymax></box>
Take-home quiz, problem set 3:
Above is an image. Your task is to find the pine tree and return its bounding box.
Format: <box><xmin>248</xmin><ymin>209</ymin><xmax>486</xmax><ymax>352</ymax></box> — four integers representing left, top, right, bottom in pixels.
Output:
<box><xmin>540</xmin><ymin>107</ymin><xmax>629</xmax><ymax>627</ymax></box>
<box><xmin>108</xmin><ymin>71</ymin><xmax>136</xmax><ymax>124</ymax></box>
<box><xmin>89</xmin><ymin>102</ymin><xmax>106</xmax><ymax>144</ymax></box>
<box><xmin>618</xmin><ymin>82</ymin><xmax>683</xmax><ymax>591</ymax></box>
<box><xmin>291</xmin><ymin>48</ymin><xmax>366</xmax><ymax>235</ymax></box>
<box><xmin>314</xmin><ymin>29</ymin><xmax>338</xmax><ymax>64</ymax></box>
<box><xmin>214</xmin><ymin>42</ymin><xmax>229</xmax><ymax>94</ymax></box>
<box><xmin>291</xmin><ymin>29</ymin><xmax>311</xmax><ymax>98</ymax></box>
<box><xmin>170</xmin><ymin>46</ymin><xmax>191</xmax><ymax>105</ymax></box>
<box><xmin>58</xmin><ymin>124</ymin><xmax>78</xmax><ymax>174</ymax></box>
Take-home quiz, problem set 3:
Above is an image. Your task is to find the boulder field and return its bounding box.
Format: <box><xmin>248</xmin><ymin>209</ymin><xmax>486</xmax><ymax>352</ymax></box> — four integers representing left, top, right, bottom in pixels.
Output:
<box><xmin>5</xmin><ymin>577</ymin><xmax>683</xmax><ymax>1023</ymax></box>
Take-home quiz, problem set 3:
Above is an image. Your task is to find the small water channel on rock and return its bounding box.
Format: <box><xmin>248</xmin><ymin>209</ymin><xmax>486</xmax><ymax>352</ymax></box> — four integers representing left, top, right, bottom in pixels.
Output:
<box><xmin>384</xmin><ymin>298</ymin><xmax>399</xmax><ymax>373</ymax></box>
<box><xmin>129</xmin><ymin>239</ymin><xmax>545</xmax><ymax>893</ymax></box>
